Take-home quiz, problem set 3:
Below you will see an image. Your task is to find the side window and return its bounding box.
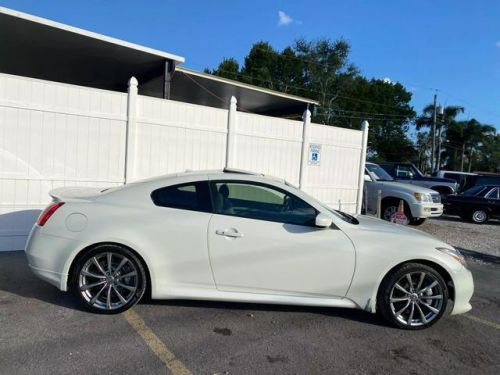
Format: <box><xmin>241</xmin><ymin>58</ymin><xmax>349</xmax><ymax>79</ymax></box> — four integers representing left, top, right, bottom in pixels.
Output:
<box><xmin>486</xmin><ymin>188</ymin><xmax>499</xmax><ymax>199</ymax></box>
<box><xmin>151</xmin><ymin>181</ymin><xmax>211</xmax><ymax>212</ymax></box>
<box><xmin>396</xmin><ymin>165</ymin><xmax>414</xmax><ymax>178</ymax></box>
<box><xmin>210</xmin><ymin>181</ymin><xmax>318</xmax><ymax>226</ymax></box>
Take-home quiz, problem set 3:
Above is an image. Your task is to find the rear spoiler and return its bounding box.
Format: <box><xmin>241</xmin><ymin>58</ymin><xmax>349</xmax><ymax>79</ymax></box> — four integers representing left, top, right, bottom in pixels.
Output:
<box><xmin>49</xmin><ymin>187</ymin><xmax>105</xmax><ymax>202</ymax></box>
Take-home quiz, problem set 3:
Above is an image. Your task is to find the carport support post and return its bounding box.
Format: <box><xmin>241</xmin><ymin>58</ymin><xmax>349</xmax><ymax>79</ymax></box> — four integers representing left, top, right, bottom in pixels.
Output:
<box><xmin>299</xmin><ymin>109</ymin><xmax>311</xmax><ymax>190</ymax></box>
<box><xmin>225</xmin><ymin>96</ymin><xmax>237</xmax><ymax>168</ymax></box>
<box><xmin>356</xmin><ymin>121</ymin><xmax>369</xmax><ymax>214</ymax></box>
<box><xmin>124</xmin><ymin>77</ymin><xmax>138</xmax><ymax>184</ymax></box>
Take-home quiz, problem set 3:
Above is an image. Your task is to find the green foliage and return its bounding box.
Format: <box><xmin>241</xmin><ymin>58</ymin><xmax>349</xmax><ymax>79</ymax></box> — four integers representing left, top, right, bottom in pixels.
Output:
<box><xmin>207</xmin><ymin>38</ymin><xmax>498</xmax><ymax>171</ymax></box>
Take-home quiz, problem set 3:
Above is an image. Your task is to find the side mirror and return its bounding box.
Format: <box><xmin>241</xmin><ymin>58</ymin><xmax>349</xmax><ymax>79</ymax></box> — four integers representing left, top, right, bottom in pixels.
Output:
<box><xmin>315</xmin><ymin>212</ymin><xmax>332</xmax><ymax>228</ymax></box>
<box><xmin>364</xmin><ymin>174</ymin><xmax>372</xmax><ymax>182</ymax></box>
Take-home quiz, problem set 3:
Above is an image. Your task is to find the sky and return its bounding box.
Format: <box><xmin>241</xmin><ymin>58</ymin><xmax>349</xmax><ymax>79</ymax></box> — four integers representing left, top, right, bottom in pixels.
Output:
<box><xmin>1</xmin><ymin>0</ymin><xmax>499</xmax><ymax>131</ymax></box>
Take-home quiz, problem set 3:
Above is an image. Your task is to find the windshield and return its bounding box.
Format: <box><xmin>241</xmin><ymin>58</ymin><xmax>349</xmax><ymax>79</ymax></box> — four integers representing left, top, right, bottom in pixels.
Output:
<box><xmin>366</xmin><ymin>164</ymin><xmax>394</xmax><ymax>181</ymax></box>
<box><xmin>461</xmin><ymin>186</ymin><xmax>486</xmax><ymax>197</ymax></box>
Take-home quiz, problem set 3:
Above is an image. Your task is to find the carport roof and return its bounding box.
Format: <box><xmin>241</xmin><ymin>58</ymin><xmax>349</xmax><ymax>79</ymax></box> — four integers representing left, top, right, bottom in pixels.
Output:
<box><xmin>0</xmin><ymin>6</ymin><xmax>317</xmax><ymax>116</ymax></box>
<box><xmin>173</xmin><ymin>67</ymin><xmax>318</xmax><ymax>116</ymax></box>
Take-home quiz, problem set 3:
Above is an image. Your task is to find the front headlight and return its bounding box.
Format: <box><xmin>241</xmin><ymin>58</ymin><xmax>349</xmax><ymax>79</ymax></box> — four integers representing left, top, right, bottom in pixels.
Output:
<box><xmin>436</xmin><ymin>246</ymin><xmax>466</xmax><ymax>266</ymax></box>
<box><xmin>414</xmin><ymin>192</ymin><xmax>432</xmax><ymax>202</ymax></box>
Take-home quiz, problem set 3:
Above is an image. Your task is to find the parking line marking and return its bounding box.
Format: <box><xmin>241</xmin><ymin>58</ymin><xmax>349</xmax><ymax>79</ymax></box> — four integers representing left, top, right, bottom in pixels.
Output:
<box><xmin>123</xmin><ymin>309</ymin><xmax>193</xmax><ymax>375</ymax></box>
<box><xmin>464</xmin><ymin>314</ymin><xmax>500</xmax><ymax>330</ymax></box>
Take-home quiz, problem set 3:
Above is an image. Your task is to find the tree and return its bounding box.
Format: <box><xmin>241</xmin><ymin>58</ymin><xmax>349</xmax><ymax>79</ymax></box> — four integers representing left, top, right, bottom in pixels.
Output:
<box><xmin>207</xmin><ymin>38</ymin><xmax>416</xmax><ymax>161</ymax></box>
<box><xmin>207</xmin><ymin>58</ymin><xmax>240</xmax><ymax>81</ymax></box>
<box><xmin>445</xmin><ymin>119</ymin><xmax>496</xmax><ymax>171</ymax></box>
<box><xmin>415</xmin><ymin>104</ymin><xmax>464</xmax><ymax>171</ymax></box>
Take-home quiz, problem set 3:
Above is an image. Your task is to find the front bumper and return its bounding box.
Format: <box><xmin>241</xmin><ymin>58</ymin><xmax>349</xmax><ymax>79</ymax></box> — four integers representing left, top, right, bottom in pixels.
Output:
<box><xmin>409</xmin><ymin>202</ymin><xmax>444</xmax><ymax>219</ymax></box>
<box><xmin>451</xmin><ymin>266</ymin><xmax>474</xmax><ymax>315</ymax></box>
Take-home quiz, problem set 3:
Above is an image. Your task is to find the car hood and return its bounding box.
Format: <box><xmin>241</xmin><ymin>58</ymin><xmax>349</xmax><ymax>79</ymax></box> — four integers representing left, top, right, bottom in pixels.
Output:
<box><xmin>419</xmin><ymin>176</ymin><xmax>456</xmax><ymax>184</ymax></box>
<box><xmin>354</xmin><ymin>214</ymin><xmax>435</xmax><ymax>238</ymax></box>
<box><xmin>340</xmin><ymin>214</ymin><xmax>449</xmax><ymax>252</ymax></box>
<box><xmin>376</xmin><ymin>180</ymin><xmax>438</xmax><ymax>195</ymax></box>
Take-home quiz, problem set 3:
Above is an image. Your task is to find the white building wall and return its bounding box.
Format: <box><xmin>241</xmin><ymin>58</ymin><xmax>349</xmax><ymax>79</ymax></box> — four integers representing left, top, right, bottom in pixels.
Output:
<box><xmin>0</xmin><ymin>73</ymin><xmax>366</xmax><ymax>251</ymax></box>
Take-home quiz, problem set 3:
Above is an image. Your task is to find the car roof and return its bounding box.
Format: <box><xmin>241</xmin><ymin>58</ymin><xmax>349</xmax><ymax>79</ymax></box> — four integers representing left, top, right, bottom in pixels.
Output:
<box><xmin>129</xmin><ymin>168</ymin><xmax>291</xmax><ymax>186</ymax></box>
<box><xmin>437</xmin><ymin>170</ymin><xmax>476</xmax><ymax>175</ymax></box>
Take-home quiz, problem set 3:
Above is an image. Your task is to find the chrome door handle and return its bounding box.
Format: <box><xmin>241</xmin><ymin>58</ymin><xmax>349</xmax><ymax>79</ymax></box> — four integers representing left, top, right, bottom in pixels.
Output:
<box><xmin>215</xmin><ymin>229</ymin><xmax>243</xmax><ymax>238</ymax></box>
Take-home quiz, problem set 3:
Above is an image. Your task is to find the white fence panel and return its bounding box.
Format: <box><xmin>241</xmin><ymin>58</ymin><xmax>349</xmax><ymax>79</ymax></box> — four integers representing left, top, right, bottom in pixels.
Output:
<box><xmin>0</xmin><ymin>74</ymin><xmax>366</xmax><ymax>251</ymax></box>
<box><xmin>0</xmin><ymin>73</ymin><xmax>127</xmax><ymax>250</ymax></box>
<box><xmin>235</xmin><ymin>112</ymin><xmax>303</xmax><ymax>186</ymax></box>
<box><xmin>305</xmin><ymin>123</ymin><xmax>363</xmax><ymax>213</ymax></box>
<box><xmin>133</xmin><ymin>96</ymin><xmax>228</xmax><ymax>180</ymax></box>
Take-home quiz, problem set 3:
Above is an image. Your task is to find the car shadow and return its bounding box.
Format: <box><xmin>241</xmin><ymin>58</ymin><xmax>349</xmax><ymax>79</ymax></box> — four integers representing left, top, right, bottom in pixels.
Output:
<box><xmin>142</xmin><ymin>299</ymin><xmax>390</xmax><ymax>328</ymax></box>
<box><xmin>0</xmin><ymin>251</ymin><xmax>86</xmax><ymax>312</ymax></box>
<box><xmin>456</xmin><ymin>247</ymin><xmax>500</xmax><ymax>265</ymax></box>
<box><xmin>0</xmin><ymin>251</ymin><xmax>391</xmax><ymax>327</ymax></box>
<box><xmin>435</xmin><ymin>214</ymin><xmax>500</xmax><ymax>225</ymax></box>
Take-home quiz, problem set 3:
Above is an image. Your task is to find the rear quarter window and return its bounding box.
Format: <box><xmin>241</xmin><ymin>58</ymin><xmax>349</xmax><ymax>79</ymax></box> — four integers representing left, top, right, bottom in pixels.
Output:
<box><xmin>151</xmin><ymin>182</ymin><xmax>211</xmax><ymax>212</ymax></box>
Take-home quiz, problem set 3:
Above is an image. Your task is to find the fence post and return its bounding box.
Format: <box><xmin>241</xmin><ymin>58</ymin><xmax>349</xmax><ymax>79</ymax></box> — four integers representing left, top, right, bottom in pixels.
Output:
<box><xmin>124</xmin><ymin>77</ymin><xmax>138</xmax><ymax>184</ymax></box>
<box><xmin>225</xmin><ymin>96</ymin><xmax>237</xmax><ymax>168</ymax></box>
<box><xmin>299</xmin><ymin>109</ymin><xmax>311</xmax><ymax>189</ymax></box>
<box><xmin>356</xmin><ymin>120</ymin><xmax>369</xmax><ymax>214</ymax></box>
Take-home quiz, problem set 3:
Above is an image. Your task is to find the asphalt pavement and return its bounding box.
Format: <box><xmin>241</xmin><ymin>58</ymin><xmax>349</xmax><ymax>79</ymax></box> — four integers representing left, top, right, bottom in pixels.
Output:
<box><xmin>1</xmin><ymin>250</ymin><xmax>499</xmax><ymax>375</ymax></box>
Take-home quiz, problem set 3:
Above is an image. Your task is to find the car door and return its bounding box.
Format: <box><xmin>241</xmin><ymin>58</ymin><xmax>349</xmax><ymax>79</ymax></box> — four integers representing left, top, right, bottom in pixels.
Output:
<box><xmin>485</xmin><ymin>187</ymin><xmax>500</xmax><ymax>216</ymax></box>
<box><xmin>148</xmin><ymin>180</ymin><xmax>216</xmax><ymax>291</ymax></box>
<box><xmin>207</xmin><ymin>180</ymin><xmax>356</xmax><ymax>298</ymax></box>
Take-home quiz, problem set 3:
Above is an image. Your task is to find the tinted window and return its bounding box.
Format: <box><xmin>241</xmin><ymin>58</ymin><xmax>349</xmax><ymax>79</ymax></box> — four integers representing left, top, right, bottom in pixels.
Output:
<box><xmin>395</xmin><ymin>165</ymin><xmax>415</xmax><ymax>178</ymax></box>
<box><xmin>151</xmin><ymin>182</ymin><xmax>211</xmax><ymax>212</ymax></box>
<box><xmin>475</xmin><ymin>176</ymin><xmax>500</xmax><ymax>186</ymax></box>
<box><xmin>461</xmin><ymin>186</ymin><xmax>487</xmax><ymax>197</ymax></box>
<box><xmin>486</xmin><ymin>188</ymin><xmax>500</xmax><ymax>199</ymax></box>
<box><xmin>210</xmin><ymin>181</ymin><xmax>317</xmax><ymax>226</ymax></box>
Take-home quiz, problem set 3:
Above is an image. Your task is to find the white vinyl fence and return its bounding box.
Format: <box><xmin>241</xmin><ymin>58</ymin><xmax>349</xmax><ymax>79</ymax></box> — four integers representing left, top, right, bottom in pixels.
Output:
<box><xmin>0</xmin><ymin>73</ymin><xmax>368</xmax><ymax>251</ymax></box>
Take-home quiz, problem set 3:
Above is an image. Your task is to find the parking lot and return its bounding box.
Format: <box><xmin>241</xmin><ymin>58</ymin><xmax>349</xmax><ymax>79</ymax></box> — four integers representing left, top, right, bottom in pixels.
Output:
<box><xmin>1</xmin><ymin>217</ymin><xmax>499</xmax><ymax>375</ymax></box>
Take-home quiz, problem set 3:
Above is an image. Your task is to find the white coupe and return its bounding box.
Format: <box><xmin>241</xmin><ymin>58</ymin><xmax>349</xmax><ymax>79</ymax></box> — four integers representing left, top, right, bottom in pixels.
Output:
<box><xmin>25</xmin><ymin>170</ymin><xmax>473</xmax><ymax>329</ymax></box>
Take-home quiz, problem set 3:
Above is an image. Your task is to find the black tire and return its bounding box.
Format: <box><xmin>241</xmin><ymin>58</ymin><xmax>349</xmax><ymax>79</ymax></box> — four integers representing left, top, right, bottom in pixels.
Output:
<box><xmin>409</xmin><ymin>218</ymin><xmax>426</xmax><ymax>226</ymax></box>
<box><xmin>377</xmin><ymin>263</ymin><xmax>449</xmax><ymax>330</ymax></box>
<box><xmin>71</xmin><ymin>244</ymin><xmax>147</xmax><ymax>314</ymax></box>
<box><xmin>470</xmin><ymin>209</ymin><xmax>489</xmax><ymax>224</ymax></box>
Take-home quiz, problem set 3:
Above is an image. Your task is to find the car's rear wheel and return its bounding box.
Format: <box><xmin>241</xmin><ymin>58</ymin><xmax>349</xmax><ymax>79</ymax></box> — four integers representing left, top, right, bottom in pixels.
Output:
<box><xmin>72</xmin><ymin>244</ymin><xmax>147</xmax><ymax>314</ymax></box>
<box><xmin>470</xmin><ymin>209</ymin><xmax>488</xmax><ymax>224</ymax></box>
<box><xmin>377</xmin><ymin>263</ymin><xmax>448</xmax><ymax>330</ymax></box>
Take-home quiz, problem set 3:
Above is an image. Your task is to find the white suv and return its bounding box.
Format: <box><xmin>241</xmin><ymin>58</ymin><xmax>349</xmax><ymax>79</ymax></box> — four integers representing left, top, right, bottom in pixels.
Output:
<box><xmin>364</xmin><ymin>163</ymin><xmax>443</xmax><ymax>225</ymax></box>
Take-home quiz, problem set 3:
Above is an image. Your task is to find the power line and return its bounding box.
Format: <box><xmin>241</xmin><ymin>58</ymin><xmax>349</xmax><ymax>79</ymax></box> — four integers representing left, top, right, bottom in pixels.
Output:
<box><xmin>204</xmin><ymin>66</ymin><xmax>415</xmax><ymax>114</ymax></box>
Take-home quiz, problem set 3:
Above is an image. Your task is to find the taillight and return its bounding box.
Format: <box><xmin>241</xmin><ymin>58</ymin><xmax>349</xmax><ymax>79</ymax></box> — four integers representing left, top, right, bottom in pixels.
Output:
<box><xmin>37</xmin><ymin>202</ymin><xmax>65</xmax><ymax>226</ymax></box>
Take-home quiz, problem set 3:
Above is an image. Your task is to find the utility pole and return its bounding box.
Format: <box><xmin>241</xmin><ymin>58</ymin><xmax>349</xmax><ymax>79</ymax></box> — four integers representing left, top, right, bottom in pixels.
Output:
<box><xmin>436</xmin><ymin>105</ymin><xmax>444</xmax><ymax>171</ymax></box>
<box><xmin>430</xmin><ymin>93</ymin><xmax>437</xmax><ymax>174</ymax></box>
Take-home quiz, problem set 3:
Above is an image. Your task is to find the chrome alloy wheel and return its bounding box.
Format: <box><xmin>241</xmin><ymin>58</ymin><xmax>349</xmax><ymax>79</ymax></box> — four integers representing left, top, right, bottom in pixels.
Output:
<box><xmin>78</xmin><ymin>252</ymin><xmax>139</xmax><ymax>311</ymax></box>
<box><xmin>472</xmin><ymin>210</ymin><xmax>487</xmax><ymax>223</ymax></box>
<box><xmin>389</xmin><ymin>271</ymin><xmax>444</xmax><ymax>327</ymax></box>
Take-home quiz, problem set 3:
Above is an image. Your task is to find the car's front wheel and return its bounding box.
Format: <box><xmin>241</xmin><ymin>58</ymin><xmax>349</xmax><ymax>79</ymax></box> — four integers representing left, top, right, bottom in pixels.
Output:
<box><xmin>71</xmin><ymin>244</ymin><xmax>147</xmax><ymax>314</ymax></box>
<box><xmin>470</xmin><ymin>209</ymin><xmax>489</xmax><ymax>224</ymax></box>
<box><xmin>377</xmin><ymin>263</ymin><xmax>448</xmax><ymax>330</ymax></box>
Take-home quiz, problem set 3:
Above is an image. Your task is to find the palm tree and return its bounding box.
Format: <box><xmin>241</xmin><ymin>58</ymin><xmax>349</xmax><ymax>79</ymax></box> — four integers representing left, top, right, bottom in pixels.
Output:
<box><xmin>415</xmin><ymin>104</ymin><xmax>464</xmax><ymax>171</ymax></box>
<box><xmin>445</xmin><ymin>119</ymin><xmax>496</xmax><ymax>171</ymax></box>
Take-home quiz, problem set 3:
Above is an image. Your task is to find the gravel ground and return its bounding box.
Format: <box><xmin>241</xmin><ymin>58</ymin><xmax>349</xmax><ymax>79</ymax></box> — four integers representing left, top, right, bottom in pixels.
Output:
<box><xmin>419</xmin><ymin>215</ymin><xmax>500</xmax><ymax>258</ymax></box>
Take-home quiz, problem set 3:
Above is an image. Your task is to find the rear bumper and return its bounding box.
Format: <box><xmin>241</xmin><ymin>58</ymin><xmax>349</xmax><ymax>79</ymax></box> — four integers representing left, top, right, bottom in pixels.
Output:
<box><xmin>409</xmin><ymin>203</ymin><xmax>443</xmax><ymax>219</ymax></box>
<box><xmin>25</xmin><ymin>226</ymin><xmax>80</xmax><ymax>291</ymax></box>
